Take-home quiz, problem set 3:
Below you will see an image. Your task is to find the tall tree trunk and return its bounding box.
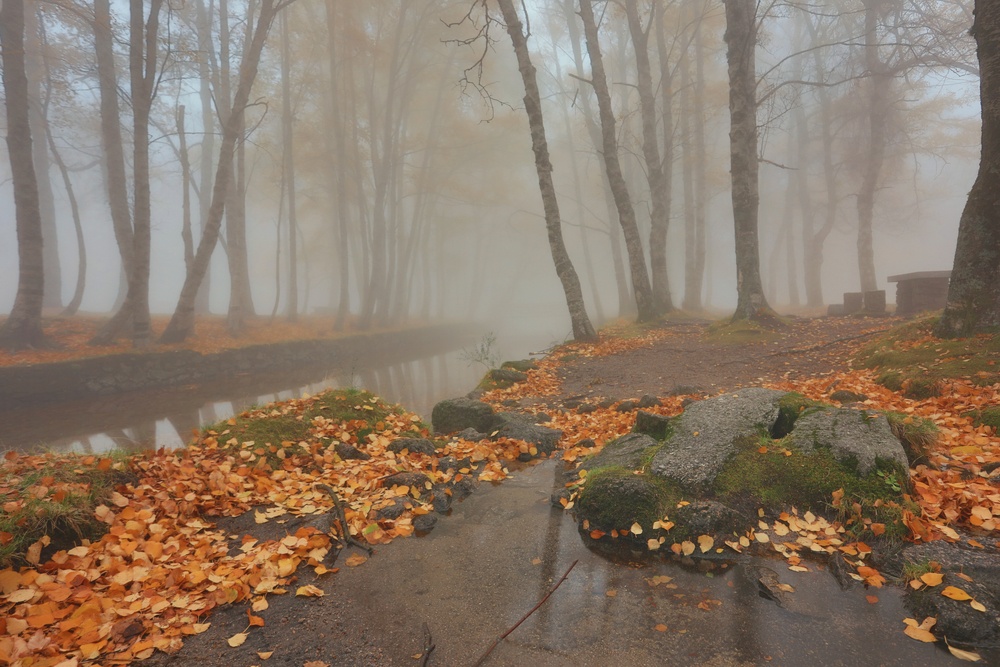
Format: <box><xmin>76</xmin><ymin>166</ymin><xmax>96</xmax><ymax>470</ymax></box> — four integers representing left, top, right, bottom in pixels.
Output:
<box><xmin>280</xmin><ymin>11</ymin><xmax>298</xmax><ymax>322</ymax></box>
<box><xmin>684</xmin><ymin>6</ymin><xmax>708</xmax><ymax>311</ymax></box>
<box><xmin>195</xmin><ymin>0</ymin><xmax>215</xmax><ymax>314</ymax></box>
<box><xmin>626</xmin><ymin>0</ymin><xmax>673</xmax><ymax>314</ymax></box>
<box><xmin>160</xmin><ymin>0</ymin><xmax>283</xmax><ymax>343</ymax></box>
<box><xmin>561</xmin><ymin>0</ymin><xmax>631</xmax><ymax>317</ymax></box>
<box><xmin>856</xmin><ymin>0</ymin><xmax>886</xmax><ymax>293</ymax></box>
<box><xmin>324</xmin><ymin>0</ymin><xmax>350</xmax><ymax>329</ymax></box>
<box><xmin>724</xmin><ymin>0</ymin><xmax>773</xmax><ymax>323</ymax></box>
<box><xmin>178</xmin><ymin>105</ymin><xmax>194</xmax><ymax>285</ymax></box>
<box><xmin>0</xmin><ymin>0</ymin><xmax>46</xmax><ymax>348</ymax></box>
<box><xmin>25</xmin><ymin>2</ymin><xmax>61</xmax><ymax>310</ymax></box>
<box><xmin>90</xmin><ymin>0</ymin><xmax>135</xmax><ymax>344</ymax></box>
<box><xmin>937</xmin><ymin>0</ymin><xmax>1000</xmax><ymax>336</ymax></box>
<box><xmin>125</xmin><ymin>0</ymin><xmax>163</xmax><ymax>347</ymax></box>
<box><xmin>498</xmin><ymin>0</ymin><xmax>597</xmax><ymax>341</ymax></box>
<box><xmin>578</xmin><ymin>0</ymin><xmax>657</xmax><ymax>322</ymax></box>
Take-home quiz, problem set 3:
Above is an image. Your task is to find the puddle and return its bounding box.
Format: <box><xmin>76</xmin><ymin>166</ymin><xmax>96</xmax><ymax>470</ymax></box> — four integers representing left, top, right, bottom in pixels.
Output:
<box><xmin>325</xmin><ymin>460</ymin><xmax>992</xmax><ymax>666</ymax></box>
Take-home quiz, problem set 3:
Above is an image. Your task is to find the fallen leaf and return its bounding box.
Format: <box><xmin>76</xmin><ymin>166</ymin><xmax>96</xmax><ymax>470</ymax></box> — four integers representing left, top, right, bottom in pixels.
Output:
<box><xmin>920</xmin><ymin>572</ymin><xmax>944</xmax><ymax>587</ymax></box>
<box><xmin>970</xmin><ymin>600</ymin><xmax>986</xmax><ymax>612</ymax></box>
<box><xmin>345</xmin><ymin>554</ymin><xmax>368</xmax><ymax>567</ymax></box>
<box><xmin>697</xmin><ymin>535</ymin><xmax>714</xmax><ymax>553</ymax></box>
<box><xmin>903</xmin><ymin>625</ymin><xmax>936</xmax><ymax>643</ymax></box>
<box><xmin>630</xmin><ymin>522</ymin><xmax>643</xmax><ymax>536</ymax></box>
<box><xmin>605</xmin><ymin>589</ymin><xmax>617</xmax><ymax>597</ymax></box>
<box><xmin>654</xmin><ymin>624</ymin><xmax>667</xmax><ymax>632</ymax></box>
<box><xmin>942</xmin><ymin>586</ymin><xmax>973</xmax><ymax>601</ymax></box>
<box><xmin>295</xmin><ymin>585</ymin><xmax>325</xmax><ymax>597</ymax></box>
<box><xmin>257</xmin><ymin>650</ymin><xmax>273</xmax><ymax>659</ymax></box>
<box><xmin>947</xmin><ymin>644</ymin><xmax>982</xmax><ymax>662</ymax></box>
<box><xmin>227</xmin><ymin>632</ymin><xmax>248</xmax><ymax>648</ymax></box>
<box><xmin>866</xmin><ymin>595</ymin><xmax>879</xmax><ymax>604</ymax></box>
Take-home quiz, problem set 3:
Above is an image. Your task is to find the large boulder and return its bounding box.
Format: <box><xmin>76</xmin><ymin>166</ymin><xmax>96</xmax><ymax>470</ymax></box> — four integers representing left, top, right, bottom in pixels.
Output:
<box><xmin>902</xmin><ymin>542</ymin><xmax>1000</xmax><ymax>645</ymax></box>
<box><xmin>786</xmin><ymin>407</ymin><xmax>908</xmax><ymax>477</ymax></box>
<box><xmin>649</xmin><ymin>388</ymin><xmax>787</xmax><ymax>492</ymax></box>
<box><xmin>580</xmin><ymin>433</ymin><xmax>657</xmax><ymax>473</ymax></box>
<box><xmin>493</xmin><ymin>413</ymin><xmax>562</xmax><ymax>456</ymax></box>
<box><xmin>575</xmin><ymin>468</ymin><xmax>675</xmax><ymax>531</ymax></box>
<box><xmin>431</xmin><ymin>397</ymin><xmax>496</xmax><ymax>435</ymax></box>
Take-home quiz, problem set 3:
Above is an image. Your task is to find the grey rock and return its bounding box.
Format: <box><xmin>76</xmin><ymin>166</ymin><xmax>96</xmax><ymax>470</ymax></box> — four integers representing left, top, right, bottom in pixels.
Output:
<box><xmin>786</xmin><ymin>407</ymin><xmax>908</xmax><ymax>477</ymax></box>
<box><xmin>414</xmin><ymin>513</ymin><xmax>438</xmax><ymax>533</ymax></box>
<box><xmin>431</xmin><ymin>397</ymin><xmax>496</xmax><ymax>435</ymax></box>
<box><xmin>632</xmin><ymin>411</ymin><xmax>674</xmax><ymax>440</ymax></box>
<box><xmin>373</xmin><ymin>498</ymin><xmax>409</xmax><ymax>521</ymax></box>
<box><xmin>429</xmin><ymin>485</ymin><xmax>452</xmax><ymax>513</ymax></box>
<box><xmin>598</xmin><ymin>399</ymin><xmax>617</xmax><ymax>410</ymax></box>
<box><xmin>493</xmin><ymin>413</ymin><xmax>562</xmax><ymax>456</ymax></box>
<box><xmin>455</xmin><ymin>427</ymin><xmax>489</xmax><ymax>442</ymax></box>
<box><xmin>616</xmin><ymin>400</ymin><xmax>640</xmax><ymax>413</ymax></box>
<box><xmin>577</xmin><ymin>403</ymin><xmax>597</xmax><ymax>414</ymax></box>
<box><xmin>490</xmin><ymin>368</ymin><xmax>528</xmax><ymax>384</ymax></box>
<box><xmin>638</xmin><ymin>394</ymin><xmax>660</xmax><ymax>409</ymax></box>
<box><xmin>575</xmin><ymin>473</ymin><xmax>667</xmax><ymax>531</ymax></box>
<box><xmin>437</xmin><ymin>456</ymin><xmax>459</xmax><ymax>472</ymax></box>
<box><xmin>501</xmin><ymin>359</ymin><xmax>537</xmax><ymax>372</ymax></box>
<box><xmin>580</xmin><ymin>433</ymin><xmax>657</xmax><ymax>472</ymax></box>
<box><xmin>830</xmin><ymin>390</ymin><xmax>869</xmax><ymax>404</ymax></box>
<box><xmin>387</xmin><ymin>437</ymin><xmax>437</xmax><ymax>456</ymax></box>
<box><xmin>383</xmin><ymin>472</ymin><xmax>431</xmax><ymax>490</ymax></box>
<box><xmin>335</xmin><ymin>442</ymin><xmax>370</xmax><ymax>461</ymax></box>
<box><xmin>673</xmin><ymin>500</ymin><xmax>750</xmax><ymax>536</ymax></box>
<box><xmin>450</xmin><ymin>477</ymin><xmax>476</xmax><ymax>501</ymax></box>
<box><xmin>650</xmin><ymin>388</ymin><xmax>787</xmax><ymax>492</ymax></box>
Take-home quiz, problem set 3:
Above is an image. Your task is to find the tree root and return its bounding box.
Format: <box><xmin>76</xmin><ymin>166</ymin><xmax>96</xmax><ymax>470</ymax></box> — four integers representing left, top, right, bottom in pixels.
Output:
<box><xmin>315</xmin><ymin>483</ymin><xmax>373</xmax><ymax>555</ymax></box>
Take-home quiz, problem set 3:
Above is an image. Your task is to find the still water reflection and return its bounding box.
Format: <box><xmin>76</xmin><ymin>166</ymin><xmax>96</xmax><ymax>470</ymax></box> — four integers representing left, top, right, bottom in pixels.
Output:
<box><xmin>0</xmin><ymin>336</ymin><xmax>546</xmax><ymax>455</ymax></box>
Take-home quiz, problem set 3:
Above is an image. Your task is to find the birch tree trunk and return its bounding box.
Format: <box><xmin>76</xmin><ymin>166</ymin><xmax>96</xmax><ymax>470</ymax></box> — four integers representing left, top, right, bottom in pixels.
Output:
<box><xmin>937</xmin><ymin>0</ymin><xmax>1000</xmax><ymax>335</ymax></box>
<box><xmin>498</xmin><ymin>0</ymin><xmax>597</xmax><ymax>341</ymax></box>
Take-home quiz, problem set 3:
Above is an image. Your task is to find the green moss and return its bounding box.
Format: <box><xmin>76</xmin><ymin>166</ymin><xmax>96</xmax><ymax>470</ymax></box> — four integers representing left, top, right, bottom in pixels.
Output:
<box><xmin>966</xmin><ymin>407</ymin><xmax>1000</xmax><ymax>432</ymax></box>
<box><xmin>705</xmin><ymin>318</ymin><xmax>782</xmax><ymax>345</ymax></box>
<box><xmin>576</xmin><ymin>466</ymin><xmax>681</xmax><ymax>532</ymax></box>
<box><xmin>713</xmin><ymin>436</ymin><xmax>908</xmax><ymax>541</ymax></box>
<box><xmin>856</xmin><ymin>316</ymin><xmax>1000</xmax><ymax>393</ymax></box>
<box><xmin>885</xmin><ymin>412</ymin><xmax>939</xmax><ymax>464</ymax></box>
<box><xmin>772</xmin><ymin>392</ymin><xmax>826</xmax><ymax>437</ymax></box>
<box><xmin>209</xmin><ymin>389</ymin><xmax>420</xmax><ymax>467</ymax></box>
<box><xmin>0</xmin><ymin>454</ymin><xmax>136</xmax><ymax>567</ymax></box>
<box><xmin>501</xmin><ymin>359</ymin><xmax>535</xmax><ymax>372</ymax></box>
<box><xmin>902</xmin><ymin>558</ymin><xmax>940</xmax><ymax>583</ymax></box>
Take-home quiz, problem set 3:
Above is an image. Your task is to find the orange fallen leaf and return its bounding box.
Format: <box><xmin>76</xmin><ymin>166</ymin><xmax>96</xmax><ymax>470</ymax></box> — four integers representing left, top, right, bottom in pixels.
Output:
<box><xmin>227</xmin><ymin>632</ymin><xmax>248</xmax><ymax>648</ymax></box>
<box><xmin>942</xmin><ymin>586</ymin><xmax>973</xmax><ymax>601</ymax></box>
<box><xmin>654</xmin><ymin>624</ymin><xmax>668</xmax><ymax>632</ymax></box>
<box><xmin>345</xmin><ymin>554</ymin><xmax>368</xmax><ymax>567</ymax></box>
<box><xmin>919</xmin><ymin>572</ymin><xmax>944</xmax><ymax>587</ymax></box>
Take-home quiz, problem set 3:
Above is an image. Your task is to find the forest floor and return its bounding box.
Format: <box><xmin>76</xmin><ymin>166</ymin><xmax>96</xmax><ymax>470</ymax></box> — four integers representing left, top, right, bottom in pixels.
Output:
<box><xmin>0</xmin><ymin>314</ymin><xmax>376</xmax><ymax>367</ymax></box>
<box><xmin>2</xmin><ymin>314</ymin><xmax>999</xmax><ymax>665</ymax></box>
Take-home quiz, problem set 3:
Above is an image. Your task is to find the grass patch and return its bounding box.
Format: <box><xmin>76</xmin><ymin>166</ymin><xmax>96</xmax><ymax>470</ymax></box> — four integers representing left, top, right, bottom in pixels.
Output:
<box><xmin>856</xmin><ymin>316</ymin><xmax>1000</xmax><ymax>395</ymax></box>
<box><xmin>713</xmin><ymin>436</ymin><xmax>911</xmax><ymax>542</ymax></box>
<box><xmin>705</xmin><ymin>318</ymin><xmax>783</xmax><ymax>345</ymax></box>
<box><xmin>966</xmin><ymin>407</ymin><xmax>1000</xmax><ymax>432</ymax></box>
<box><xmin>206</xmin><ymin>388</ymin><xmax>422</xmax><ymax>469</ymax></box>
<box><xmin>885</xmin><ymin>412</ymin><xmax>939</xmax><ymax>464</ymax></box>
<box><xmin>0</xmin><ymin>452</ymin><xmax>136</xmax><ymax>567</ymax></box>
<box><xmin>902</xmin><ymin>558</ymin><xmax>940</xmax><ymax>583</ymax></box>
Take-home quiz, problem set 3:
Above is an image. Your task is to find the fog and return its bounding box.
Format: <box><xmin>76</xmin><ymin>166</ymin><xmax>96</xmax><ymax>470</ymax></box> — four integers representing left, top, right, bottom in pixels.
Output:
<box><xmin>0</xmin><ymin>0</ymin><xmax>981</xmax><ymax>342</ymax></box>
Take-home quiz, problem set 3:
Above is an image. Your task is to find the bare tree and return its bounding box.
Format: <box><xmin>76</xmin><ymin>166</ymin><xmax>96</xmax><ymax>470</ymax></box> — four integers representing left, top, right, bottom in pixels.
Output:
<box><xmin>497</xmin><ymin>0</ymin><xmax>597</xmax><ymax>341</ymax></box>
<box><xmin>578</xmin><ymin>0</ymin><xmax>658</xmax><ymax>322</ymax></box>
<box><xmin>724</xmin><ymin>0</ymin><xmax>774</xmax><ymax>323</ymax></box>
<box><xmin>0</xmin><ymin>0</ymin><xmax>47</xmax><ymax>349</ymax></box>
<box><xmin>937</xmin><ymin>0</ymin><xmax>1000</xmax><ymax>335</ymax></box>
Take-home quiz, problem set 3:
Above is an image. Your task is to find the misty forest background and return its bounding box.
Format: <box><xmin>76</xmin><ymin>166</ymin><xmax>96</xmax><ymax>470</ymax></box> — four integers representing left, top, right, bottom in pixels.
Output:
<box><xmin>0</xmin><ymin>0</ymin><xmax>983</xmax><ymax>349</ymax></box>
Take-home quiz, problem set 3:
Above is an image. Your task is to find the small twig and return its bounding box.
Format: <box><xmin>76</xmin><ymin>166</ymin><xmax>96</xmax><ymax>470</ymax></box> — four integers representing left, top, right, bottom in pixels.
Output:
<box><xmin>315</xmin><ymin>483</ymin><xmax>373</xmax><ymax>555</ymax></box>
<box><xmin>472</xmin><ymin>559</ymin><xmax>578</xmax><ymax>667</ymax></box>
<box><xmin>420</xmin><ymin>623</ymin><xmax>435</xmax><ymax>667</ymax></box>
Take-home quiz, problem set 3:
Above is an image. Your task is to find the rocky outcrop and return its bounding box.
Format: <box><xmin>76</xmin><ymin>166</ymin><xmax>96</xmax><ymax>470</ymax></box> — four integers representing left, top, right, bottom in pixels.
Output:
<box><xmin>786</xmin><ymin>408</ymin><xmax>908</xmax><ymax>477</ymax></box>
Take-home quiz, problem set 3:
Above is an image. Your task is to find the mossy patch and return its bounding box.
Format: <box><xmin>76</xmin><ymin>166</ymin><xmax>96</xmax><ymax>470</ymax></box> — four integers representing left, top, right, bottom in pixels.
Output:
<box><xmin>713</xmin><ymin>436</ymin><xmax>910</xmax><ymax>542</ymax></box>
<box><xmin>772</xmin><ymin>392</ymin><xmax>826</xmax><ymax>438</ymax></box>
<box><xmin>576</xmin><ymin>466</ymin><xmax>681</xmax><ymax>533</ymax></box>
<box><xmin>0</xmin><ymin>452</ymin><xmax>136</xmax><ymax>567</ymax></box>
<box><xmin>966</xmin><ymin>407</ymin><xmax>1000</xmax><ymax>432</ymax></box>
<box><xmin>705</xmin><ymin>318</ymin><xmax>783</xmax><ymax>345</ymax></box>
<box><xmin>856</xmin><ymin>316</ymin><xmax>1000</xmax><ymax>394</ymax></box>
<box><xmin>208</xmin><ymin>388</ymin><xmax>422</xmax><ymax>468</ymax></box>
<box><xmin>885</xmin><ymin>412</ymin><xmax>939</xmax><ymax>464</ymax></box>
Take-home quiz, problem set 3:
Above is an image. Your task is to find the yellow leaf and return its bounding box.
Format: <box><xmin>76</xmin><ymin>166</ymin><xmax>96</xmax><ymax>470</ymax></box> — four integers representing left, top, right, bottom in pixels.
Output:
<box><xmin>227</xmin><ymin>632</ymin><xmax>247</xmax><ymax>648</ymax></box>
<box><xmin>903</xmin><ymin>625</ymin><xmax>936</xmax><ymax>643</ymax></box>
<box><xmin>630</xmin><ymin>522</ymin><xmax>643</xmax><ymax>536</ymax></box>
<box><xmin>942</xmin><ymin>586</ymin><xmax>973</xmax><ymax>601</ymax></box>
<box><xmin>192</xmin><ymin>623</ymin><xmax>211</xmax><ymax>634</ymax></box>
<box><xmin>947</xmin><ymin>644</ymin><xmax>982</xmax><ymax>662</ymax></box>
<box><xmin>295</xmin><ymin>585</ymin><xmax>325</xmax><ymax>597</ymax></box>
<box><xmin>681</xmin><ymin>541</ymin><xmax>695</xmax><ymax>556</ymax></box>
<box><xmin>531</xmin><ymin>557</ymin><xmax>542</xmax><ymax>566</ymax></box>
<box><xmin>345</xmin><ymin>554</ymin><xmax>368</xmax><ymax>567</ymax></box>
<box><xmin>647</xmin><ymin>538</ymin><xmax>661</xmax><ymax>551</ymax></box>
<box><xmin>252</xmin><ymin>598</ymin><xmax>269</xmax><ymax>612</ymax></box>
<box><xmin>970</xmin><ymin>600</ymin><xmax>986</xmax><ymax>613</ymax></box>
<box><xmin>605</xmin><ymin>589</ymin><xmax>617</xmax><ymax>597</ymax></box>
<box><xmin>755</xmin><ymin>532</ymin><xmax>770</xmax><ymax>544</ymax></box>
<box><xmin>257</xmin><ymin>651</ymin><xmax>274</xmax><ymax>660</ymax></box>
<box><xmin>654</xmin><ymin>624</ymin><xmax>668</xmax><ymax>632</ymax></box>
<box><xmin>697</xmin><ymin>535</ymin><xmax>714</xmax><ymax>553</ymax></box>
<box><xmin>6</xmin><ymin>589</ymin><xmax>35</xmax><ymax>603</ymax></box>
<box><xmin>919</xmin><ymin>572</ymin><xmax>944</xmax><ymax>587</ymax></box>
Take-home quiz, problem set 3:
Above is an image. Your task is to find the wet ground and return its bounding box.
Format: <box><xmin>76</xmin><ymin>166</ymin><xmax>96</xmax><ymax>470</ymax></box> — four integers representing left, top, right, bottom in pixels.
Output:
<box><xmin>151</xmin><ymin>460</ymin><xmax>989</xmax><ymax>666</ymax></box>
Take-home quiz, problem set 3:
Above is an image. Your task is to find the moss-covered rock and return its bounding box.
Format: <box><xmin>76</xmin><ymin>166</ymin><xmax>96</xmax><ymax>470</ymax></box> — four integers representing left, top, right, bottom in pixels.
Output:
<box><xmin>785</xmin><ymin>407</ymin><xmax>909</xmax><ymax>478</ymax></box>
<box><xmin>580</xmin><ymin>433</ymin><xmax>658</xmax><ymax>473</ymax></box>
<box><xmin>772</xmin><ymin>392</ymin><xmax>826</xmax><ymax>437</ymax></box>
<box><xmin>885</xmin><ymin>412</ymin><xmax>939</xmax><ymax>465</ymax></box>
<box><xmin>632</xmin><ymin>411</ymin><xmax>676</xmax><ymax>440</ymax></box>
<box><xmin>968</xmin><ymin>406</ymin><xmax>1000</xmax><ymax>432</ymax></box>
<box><xmin>575</xmin><ymin>467</ymin><xmax>680</xmax><ymax>532</ymax></box>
